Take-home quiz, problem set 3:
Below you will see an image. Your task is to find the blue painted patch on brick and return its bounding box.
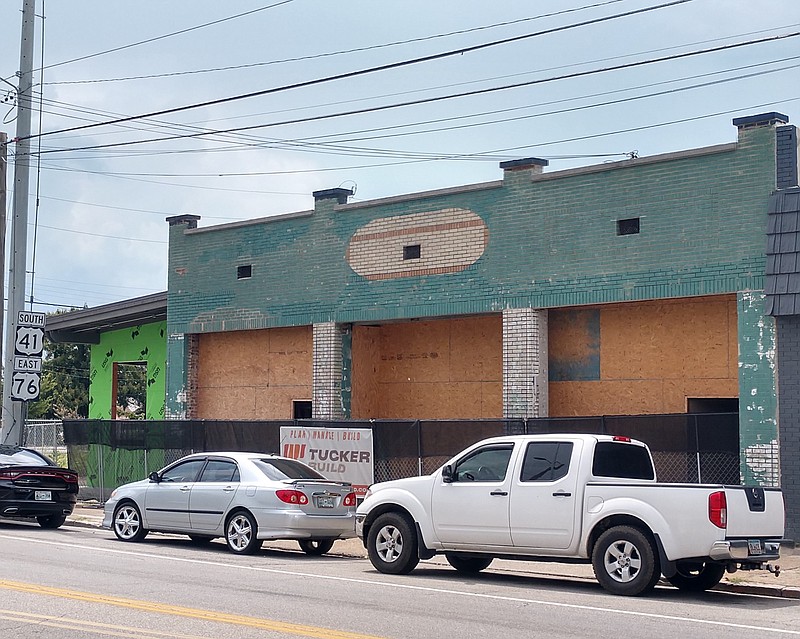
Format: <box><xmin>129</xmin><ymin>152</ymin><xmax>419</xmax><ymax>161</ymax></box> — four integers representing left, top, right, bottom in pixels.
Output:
<box><xmin>549</xmin><ymin>309</ymin><xmax>601</xmax><ymax>381</ymax></box>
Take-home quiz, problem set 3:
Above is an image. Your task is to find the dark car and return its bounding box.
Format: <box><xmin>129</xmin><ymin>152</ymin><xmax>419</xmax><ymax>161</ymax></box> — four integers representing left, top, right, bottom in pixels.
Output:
<box><xmin>0</xmin><ymin>445</ymin><xmax>79</xmax><ymax>528</ymax></box>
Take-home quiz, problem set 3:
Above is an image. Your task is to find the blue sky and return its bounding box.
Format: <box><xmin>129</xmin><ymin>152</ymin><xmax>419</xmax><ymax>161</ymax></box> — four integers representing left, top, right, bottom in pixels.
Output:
<box><xmin>1</xmin><ymin>0</ymin><xmax>798</xmax><ymax>311</ymax></box>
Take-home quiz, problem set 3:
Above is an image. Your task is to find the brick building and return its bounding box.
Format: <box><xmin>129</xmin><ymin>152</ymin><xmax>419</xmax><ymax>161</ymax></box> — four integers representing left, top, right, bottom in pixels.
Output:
<box><xmin>165</xmin><ymin>113</ymin><xmax>798</xmax><ymax>539</ymax></box>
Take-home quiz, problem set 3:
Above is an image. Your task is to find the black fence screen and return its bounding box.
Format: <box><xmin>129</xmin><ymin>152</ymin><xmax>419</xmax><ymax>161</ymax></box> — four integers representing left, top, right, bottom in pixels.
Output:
<box><xmin>63</xmin><ymin>413</ymin><xmax>740</xmax><ymax>499</ymax></box>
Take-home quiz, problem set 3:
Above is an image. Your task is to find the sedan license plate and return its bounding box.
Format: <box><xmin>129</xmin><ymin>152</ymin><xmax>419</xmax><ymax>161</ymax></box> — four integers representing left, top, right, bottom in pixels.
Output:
<box><xmin>34</xmin><ymin>490</ymin><xmax>52</xmax><ymax>501</ymax></box>
<box><xmin>316</xmin><ymin>496</ymin><xmax>335</xmax><ymax>508</ymax></box>
<box><xmin>748</xmin><ymin>539</ymin><xmax>763</xmax><ymax>555</ymax></box>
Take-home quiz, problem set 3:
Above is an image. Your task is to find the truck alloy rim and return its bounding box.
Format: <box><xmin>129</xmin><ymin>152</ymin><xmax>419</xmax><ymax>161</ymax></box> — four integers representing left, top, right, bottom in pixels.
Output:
<box><xmin>603</xmin><ymin>539</ymin><xmax>642</xmax><ymax>583</ymax></box>
<box><xmin>375</xmin><ymin>524</ymin><xmax>403</xmax><ymax>562</ymax></box>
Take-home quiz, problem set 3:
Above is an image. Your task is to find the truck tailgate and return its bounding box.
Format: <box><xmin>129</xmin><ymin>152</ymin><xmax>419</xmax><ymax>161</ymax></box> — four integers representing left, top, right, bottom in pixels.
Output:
<box><xmin>724</xmin><ymin>487</ymin><xmax>784</xmax><ymax>538</ymax></box>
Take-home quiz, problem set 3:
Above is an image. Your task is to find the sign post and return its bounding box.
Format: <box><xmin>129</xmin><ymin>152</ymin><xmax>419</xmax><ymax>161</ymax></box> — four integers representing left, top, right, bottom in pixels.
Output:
<box><xmin>11</xmin><ymin>311</ymin><xmax>45</xmax><ymax>402</ymax></box>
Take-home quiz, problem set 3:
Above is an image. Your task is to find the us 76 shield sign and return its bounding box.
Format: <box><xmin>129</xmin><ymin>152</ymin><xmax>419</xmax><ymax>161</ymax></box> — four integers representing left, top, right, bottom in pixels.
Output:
<box><xmin>11</xmin><ymin>372</ymin><xmax>40</xmax><ymax>401</ymax></box>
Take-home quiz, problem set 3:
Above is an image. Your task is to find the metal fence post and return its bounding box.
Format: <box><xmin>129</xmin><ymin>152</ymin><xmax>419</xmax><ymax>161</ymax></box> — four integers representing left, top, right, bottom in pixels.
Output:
<box><xmin>415</xmin><ymin>420</ymin><xmax>422</xmax><ymax>476</ymax></box>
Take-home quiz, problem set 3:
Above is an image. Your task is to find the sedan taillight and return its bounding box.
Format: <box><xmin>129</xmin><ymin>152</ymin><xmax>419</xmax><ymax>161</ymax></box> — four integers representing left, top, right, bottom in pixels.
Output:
<box><xmin>0</xmin><ymin>470</ymin><xmax>20</xmax><ymax>480</ymax></box>
<box><xmin>276</xmin><ymin>489</ymin><xmax>308</xmax><ymax>505</ymax></box>
<box><xmin>342</xmin><ymin>492</ymin><xmax>356</xmax><ymax>507</ymax></box>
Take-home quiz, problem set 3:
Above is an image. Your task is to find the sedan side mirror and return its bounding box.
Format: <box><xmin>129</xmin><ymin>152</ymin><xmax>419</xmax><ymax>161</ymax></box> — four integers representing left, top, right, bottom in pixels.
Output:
<box><xmin>442</xmin><ymin>464</ymin><xmax>454</xmax><ymax>483</ymax></box>
<box><xmin>148</xmin><ymin>471</ymin><xmax>161</xmax><ymax>483</ymax></box>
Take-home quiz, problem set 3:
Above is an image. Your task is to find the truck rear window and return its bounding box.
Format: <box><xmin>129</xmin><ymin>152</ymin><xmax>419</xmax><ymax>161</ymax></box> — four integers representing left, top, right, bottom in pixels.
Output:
<box><xmin>592</xmin><ymin>442</ymin><xmax>654</xmax><ymax>480</ymax></box>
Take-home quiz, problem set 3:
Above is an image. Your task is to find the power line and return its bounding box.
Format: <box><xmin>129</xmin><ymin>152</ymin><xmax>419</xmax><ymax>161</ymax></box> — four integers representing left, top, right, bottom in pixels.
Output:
<box><xmin>32</xmin><ymin>61</ymin><xmax>796</xmax><ymax>175</ymax></box>
<box><xmin>34</xmin><ymin>32</ymin><xmax>799</xmax><ymax>156</ymax></box>
<box><xmin>22</xmin><ymin>0</ymin><xmax>695</xmax><ymax>143</ymax></box>
<box><xmin>25</xmin><ymin>26</ymin><xmax>797</xmax><ymax>156</ymax></box>
<box><xmin>46</xmin><ymin>0</ymin><xmax>630</xmax><ymax>85</ymax></box>
<box><xmin>38</xmin><ymin>1</ymin><xmax>296</xmax><ymax>72</ymax></box>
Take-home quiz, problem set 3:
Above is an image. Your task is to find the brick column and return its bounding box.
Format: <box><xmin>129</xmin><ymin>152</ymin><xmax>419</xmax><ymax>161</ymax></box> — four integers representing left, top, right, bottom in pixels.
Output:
<box><xmin>503</xmin><ymin>308</ymin><xmax>548</xmax><ymax>418</ymax></box>
<box><xmin>313</xmin><ymin>322</ymin><xmax>347</xmax><ymax>419</ymax></box>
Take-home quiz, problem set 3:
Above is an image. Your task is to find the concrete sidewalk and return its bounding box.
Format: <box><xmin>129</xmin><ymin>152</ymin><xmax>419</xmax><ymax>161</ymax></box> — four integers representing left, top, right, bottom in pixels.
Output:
<box><xmin>68</xmin><ymin>504</ymin><xmax>800</xmax><ymax>599</ymax></box>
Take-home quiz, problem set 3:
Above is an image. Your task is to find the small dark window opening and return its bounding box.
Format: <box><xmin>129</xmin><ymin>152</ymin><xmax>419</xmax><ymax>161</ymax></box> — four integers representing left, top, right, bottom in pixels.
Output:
<box><xmin>617</xmin><ymin>218</ymin><xmax>640</xmax><ymax>236</ymax></box>
<box><xmin>237</xmin><ymin>264</ymin><xmax>252</xmax><ymax>279</ymax></box>
<box><xmin>293</xmin><ymin>400</ymin><xmax>312</xmax><ymax>419</ymax></box>
<box><xmin>403</xmin><ymin>244</ymin><xmax>421</xmax><ymax>260</ymax></box>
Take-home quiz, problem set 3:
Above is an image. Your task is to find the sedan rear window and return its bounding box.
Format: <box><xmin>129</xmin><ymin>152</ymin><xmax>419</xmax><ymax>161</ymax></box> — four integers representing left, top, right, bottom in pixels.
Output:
<box><xmin>254</xmin><ymin>458</ymin><xmax>325</xmax><ymax>481</ymax></box>
<box><xmin>0</xmin><ymin>446</ymin><xmax>50</xmax><ymax>466</ymax></box>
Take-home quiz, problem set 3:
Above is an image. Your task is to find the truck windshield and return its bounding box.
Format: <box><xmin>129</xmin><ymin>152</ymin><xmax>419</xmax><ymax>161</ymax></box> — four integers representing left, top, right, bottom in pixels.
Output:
<box><xmin>592</xmin><ymin>442</ymin><xmax>655</xmax><ymax>480</ymax></box>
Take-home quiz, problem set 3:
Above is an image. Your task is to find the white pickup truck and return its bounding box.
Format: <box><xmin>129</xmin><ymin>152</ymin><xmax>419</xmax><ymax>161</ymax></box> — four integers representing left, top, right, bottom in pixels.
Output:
<box><xmin>355</xmin><ymin>434</ymin><xmax>785</xmax><ymax>596</ymax></box>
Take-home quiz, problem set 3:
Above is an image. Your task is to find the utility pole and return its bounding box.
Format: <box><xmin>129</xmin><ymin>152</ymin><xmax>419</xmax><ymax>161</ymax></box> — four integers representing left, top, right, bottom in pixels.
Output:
<box><xmin>1</xmin><ymin>132</ymin><xmax>6</xmax><ymax>398</ymax></box>
<box><xmin>1</xmin><ymin>0</ymin><xmax>36</xmax><ymax>446</ymax></box>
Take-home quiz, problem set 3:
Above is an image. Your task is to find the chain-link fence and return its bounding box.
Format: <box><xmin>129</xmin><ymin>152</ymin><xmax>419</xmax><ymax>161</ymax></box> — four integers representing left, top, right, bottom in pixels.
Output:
<box><xmin>23</xmin><ymin>419</ymin><xmax>67</xmax><ymax>467</ymax></box>
<box><xmin>59</xmin><ymin>413</ymin><xmax>745</xmax><ymax>501</ymax></box>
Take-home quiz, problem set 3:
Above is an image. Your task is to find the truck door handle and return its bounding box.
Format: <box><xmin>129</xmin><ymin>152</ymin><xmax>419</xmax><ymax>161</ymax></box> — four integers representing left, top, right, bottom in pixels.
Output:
<box><xmin>552</xmin><ymin>491</ymin><xmax>572</xmax><ymax>497</ymax></box>
<box><xmin>179</xmin><ymin>485</ymin><xmax>191</xmax><ymax>492</ymax></box>
<box><xmin>490</xmin><ymin>490</ymin><xmax>508</xmax><ymax>496</ymax></box>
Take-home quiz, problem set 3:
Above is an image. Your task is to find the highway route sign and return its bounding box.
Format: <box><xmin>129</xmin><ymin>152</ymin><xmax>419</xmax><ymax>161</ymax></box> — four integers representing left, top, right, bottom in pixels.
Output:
<box><xmin>11</xmin><ymin>372</ymin><xmax>40</xmax><ymax>401</ymax></box>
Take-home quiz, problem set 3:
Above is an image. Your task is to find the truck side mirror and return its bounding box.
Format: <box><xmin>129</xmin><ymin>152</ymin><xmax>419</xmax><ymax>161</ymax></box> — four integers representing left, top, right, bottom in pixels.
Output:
<box><xmin>148</xmin><ymin>471</ymin><xmax>161</xmax><ymax>483</ymax></box>
<box><xmin>442</xmin><ymin>464</ymin><xmax>454</xmax><ymax>483</ymax></box>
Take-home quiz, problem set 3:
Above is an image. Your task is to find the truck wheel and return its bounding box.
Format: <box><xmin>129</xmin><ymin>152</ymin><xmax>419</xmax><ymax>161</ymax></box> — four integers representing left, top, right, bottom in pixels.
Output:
<box><xmin>445</xmin><ymin>553</ymin><xmax>493</xmax><ymax>574</ymax></box>
<box><xmin>592</xmin><ymin>526</ymin><xmax>660</xmax><ymax>596</ymax></box>
<box><xmin>367</xmin><ymin>512</ymin><xmax>419</xmax><ymax>575</ymax></box>
<box><xmin>667</xmin><ymin>561</ymin><xmax>726</xmax><ymax>591</ymax></box>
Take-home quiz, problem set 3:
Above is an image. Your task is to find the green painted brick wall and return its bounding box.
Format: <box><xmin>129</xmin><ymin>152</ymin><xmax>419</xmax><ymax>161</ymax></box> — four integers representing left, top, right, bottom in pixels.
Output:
<box><xmin>168</xmin><ymin>126</ymin><xmax>775</xmax><ymax>334</ymax></box>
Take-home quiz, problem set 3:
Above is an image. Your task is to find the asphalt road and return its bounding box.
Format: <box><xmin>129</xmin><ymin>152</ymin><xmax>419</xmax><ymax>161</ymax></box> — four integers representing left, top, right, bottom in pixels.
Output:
<box><xmin>1</xmin><ymin>520</ymin><xmax>798</xmax><ymax>639</ymax></box>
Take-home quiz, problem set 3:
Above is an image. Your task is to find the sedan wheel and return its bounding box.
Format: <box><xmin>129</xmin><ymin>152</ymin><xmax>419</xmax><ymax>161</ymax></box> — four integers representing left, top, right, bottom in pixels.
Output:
<box><xmin>37</xmin><ymin>513</ymin><xmax>67</xmax><ymax>529</ymax></box>
<box><xmin>112</xmin><ymin>502</ymin><xmax>148</xmax><ymax>542</ymax></box>
<box><xmin>298</xmin><ymin>539</ymin><xmax>335</xmax><ymax>556</ymax></box>
<box><xmin>225</xmin><ymin>511</ymin><xmax>262</xmax><ymax>554</ymax></box>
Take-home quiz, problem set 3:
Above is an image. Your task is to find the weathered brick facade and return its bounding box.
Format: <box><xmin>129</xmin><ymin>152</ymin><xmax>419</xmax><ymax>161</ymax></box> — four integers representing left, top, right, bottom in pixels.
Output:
<box><xmin>165</xmin><ymin>114</ymin><xmax>793</xmax><ymax>507</ymax></box>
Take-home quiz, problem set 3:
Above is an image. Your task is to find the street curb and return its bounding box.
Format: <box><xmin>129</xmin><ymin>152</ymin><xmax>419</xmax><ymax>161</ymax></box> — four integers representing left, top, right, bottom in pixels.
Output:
<box><xmin>714</xmin><ymin>582</ymin><xmax>800</xmax><ymax>599</ymax></box>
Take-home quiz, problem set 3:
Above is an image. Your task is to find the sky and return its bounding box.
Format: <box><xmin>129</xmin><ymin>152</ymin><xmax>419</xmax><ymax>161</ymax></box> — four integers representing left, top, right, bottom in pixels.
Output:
<box><xmin>0</xmin><ymin>0</ymin><xmax>798</xmax><ymax>313</ymax></box>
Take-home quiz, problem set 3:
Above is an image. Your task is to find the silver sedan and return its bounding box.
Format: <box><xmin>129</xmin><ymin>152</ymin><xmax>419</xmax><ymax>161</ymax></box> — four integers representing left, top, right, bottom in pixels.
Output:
<box><xmin>102</xmin><ymin>451</ymin><xmax>356</xmax><ymax>555</ymax></box>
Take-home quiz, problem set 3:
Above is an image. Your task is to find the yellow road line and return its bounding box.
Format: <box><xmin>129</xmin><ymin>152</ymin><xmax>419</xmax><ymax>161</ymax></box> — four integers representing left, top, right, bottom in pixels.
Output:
<box><xmin>0</xmin><ymin>580</ymin><xmax>385</xmax><ymax>639</ymax></box>
<box><xmin>0</xmin><ymin>609</ymin><xmax>212</xmax><ymax>639</ymax></box>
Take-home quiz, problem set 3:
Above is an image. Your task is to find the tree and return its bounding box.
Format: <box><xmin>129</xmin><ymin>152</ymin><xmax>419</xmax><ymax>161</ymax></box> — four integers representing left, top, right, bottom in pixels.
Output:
<box><xmin>27</xmin><ymin>337</ymin><xmax>90</xmax><ymax>419</ymax></box>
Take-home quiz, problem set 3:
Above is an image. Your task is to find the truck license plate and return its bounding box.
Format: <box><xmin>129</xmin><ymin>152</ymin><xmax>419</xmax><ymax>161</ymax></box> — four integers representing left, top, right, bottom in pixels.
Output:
<box><xmin>748</xmin><ymin>539</ymin><xmax>762</xmax><ymax>555</ymax></box>
<box><xmin>34</xmin><ymin>490</ymin><xmax>51</xmax><ymax>501</ymax></box>
<box><xmin>316</xmin><ymin>496</ymin><xmax>335</xmax><ymax>508</ymax></box>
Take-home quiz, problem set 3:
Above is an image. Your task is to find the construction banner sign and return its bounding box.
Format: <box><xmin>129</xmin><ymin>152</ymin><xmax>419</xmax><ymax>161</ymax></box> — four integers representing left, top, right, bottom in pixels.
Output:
<box><xmin>280</xmin><ymin>427</ymin><xmax>374</xmax><ymax>496</ymax></box>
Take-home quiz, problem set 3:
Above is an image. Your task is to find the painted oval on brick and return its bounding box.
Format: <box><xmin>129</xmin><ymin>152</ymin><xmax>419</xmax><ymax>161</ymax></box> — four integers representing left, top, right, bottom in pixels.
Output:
<box><xmin>346</xmin><ymin>208</ymin><xmax>488</xmax><ymax>280</ymax></box>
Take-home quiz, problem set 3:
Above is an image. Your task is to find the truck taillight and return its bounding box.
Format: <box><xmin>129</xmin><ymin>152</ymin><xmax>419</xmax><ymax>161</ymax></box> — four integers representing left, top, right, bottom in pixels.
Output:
<box><xmin>612</xmin><ymin>436</ymin><xmax>631</xmax><ymax>442</ymax></box>
<box><xmin>276</xmin><ymin>489</ymin><xmax>308</xmax><ymax>505</ymax></box>
<box><xmin>709</xmin><ymin>491</ymin><xmax>727</xmax><ymax>529</ymax></box>
<box><xmin>342</xmin><ymin>492</ymin><xmax>356</xmax><ymax>507</ymax></box>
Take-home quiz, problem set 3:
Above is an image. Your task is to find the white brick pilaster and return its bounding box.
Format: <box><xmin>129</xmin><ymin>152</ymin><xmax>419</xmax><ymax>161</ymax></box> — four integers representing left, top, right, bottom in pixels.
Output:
<box><xmin>313</xmin><ymin>322</ymin><xmax>345</xmax><ymax>419</ymax></box>
<box><xmin>503</xmin><ymin>308</ymin><xmax>548</xmax><ymax>418</ymax></box>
